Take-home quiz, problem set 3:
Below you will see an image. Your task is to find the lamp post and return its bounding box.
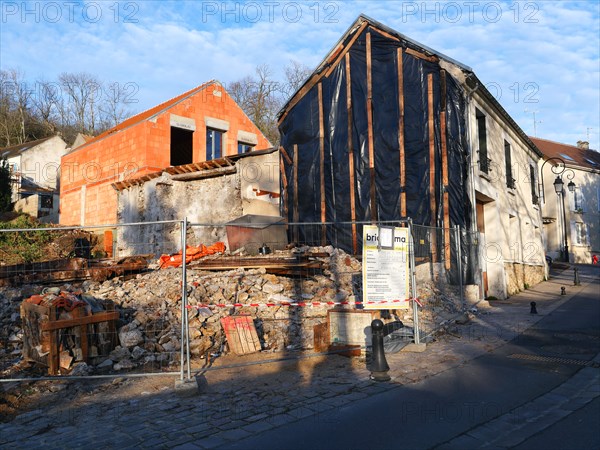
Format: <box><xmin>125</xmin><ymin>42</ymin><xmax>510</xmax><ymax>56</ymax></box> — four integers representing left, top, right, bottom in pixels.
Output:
<box><xmin>552</xmin><ymin>171</ymin><xmax>576</xmax><ymax>262</ymax></box>
<box><xmin>540</xmin><ymin>157</ymin><xmax>576</xmax><ymax>262</ymax></box>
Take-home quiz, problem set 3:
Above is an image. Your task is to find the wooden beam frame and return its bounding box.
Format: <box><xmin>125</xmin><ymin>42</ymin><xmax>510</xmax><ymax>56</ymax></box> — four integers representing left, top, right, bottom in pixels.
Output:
<box><xmin>440</xmin><ymin>70</ymin><xmax>451</xmax><ymax>270</ymax></box>
<box><xmin>346</xmin><ymin>52</ymin><xmax>358</xmax><ymax>254</ymax></box>
<box><xmin>398</xmin><ymin>47</ymin><xmax>406</xmax><ymax>219</ymax></box>
<box><xmin>427</xmin><ymin>73</ymin><xmax>438</xmax><ymax>262</ymax></box>
<box><xmin>318</xmin><ymin>82</ymin><xmax>327</xmax><ymax>245</ymax></box>
<box><xmin>324</xmin><ymin>21</ymin><xmax>369</xmax><ymax>78</ymax></box>
<box><xmin>293</xmin><ymin>144</ymin><xmax>299</xmax><ymax>243</ymax></box>
<box><xmin>366</xmin><ymin>32</ymin><xmax>378</xmax><ymax>223</ymax></box>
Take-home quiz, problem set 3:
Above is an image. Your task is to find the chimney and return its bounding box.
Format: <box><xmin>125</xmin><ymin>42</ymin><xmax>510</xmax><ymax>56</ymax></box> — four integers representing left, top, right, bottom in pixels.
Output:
<box><xmin>577</xmin><ymin>140</ymin><xmax>589</xmax><ymax>150</ymax></box>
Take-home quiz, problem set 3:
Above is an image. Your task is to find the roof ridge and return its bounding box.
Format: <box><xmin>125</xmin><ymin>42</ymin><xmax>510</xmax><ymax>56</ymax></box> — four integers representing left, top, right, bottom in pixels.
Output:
<box><xmin>71</xmin><ymin>79</ymin><xmax>219</xmax><ymax>152</ymax></box>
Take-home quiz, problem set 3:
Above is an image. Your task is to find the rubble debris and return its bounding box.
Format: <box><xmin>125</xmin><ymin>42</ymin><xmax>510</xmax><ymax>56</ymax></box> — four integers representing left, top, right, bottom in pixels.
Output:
<box><xmin>1</xmin><ymin>245</ymin><xmax>470</xmax><ymax>377</ymax></box>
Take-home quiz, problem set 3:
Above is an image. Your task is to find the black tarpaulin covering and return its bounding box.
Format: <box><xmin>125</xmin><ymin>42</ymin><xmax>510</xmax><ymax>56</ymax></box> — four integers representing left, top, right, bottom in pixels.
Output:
<box><xmin>279</xmin><ymin>25</ymin><xmax>473</xmax><ymax>283</ymax></box>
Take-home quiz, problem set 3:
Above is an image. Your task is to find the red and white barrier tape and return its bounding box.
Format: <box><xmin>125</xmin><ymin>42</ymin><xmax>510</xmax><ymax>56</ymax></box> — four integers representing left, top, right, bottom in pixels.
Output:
<box><xmin>186</xmin><ymin>298</ymin><xmax>422</xmax><ymax>310</ymax></box>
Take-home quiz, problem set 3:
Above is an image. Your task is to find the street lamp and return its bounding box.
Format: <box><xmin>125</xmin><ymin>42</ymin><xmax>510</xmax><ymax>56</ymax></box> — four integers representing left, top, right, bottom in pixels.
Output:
<box><xmin>552</xmin><ymin>171</ymin><xmax>576</xmax><ymax>262</ymax></box>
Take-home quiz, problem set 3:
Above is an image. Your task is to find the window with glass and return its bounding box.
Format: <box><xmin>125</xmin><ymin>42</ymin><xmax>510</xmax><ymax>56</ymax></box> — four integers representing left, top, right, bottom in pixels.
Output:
<box><xmin>238</xmin><ymin>142</ymin><xmax>254</xmax><ymax>154</ymax></box>
<box><xmin>206</xmin><ymin>128</ymin><xmax>223</xmax><ymax>160</ymax></box>
<box><xmin>575</xmin><ymin>222</ymin><xmax>587</xmax><ymax>245</ymax></box>
<box><xmin>504</xmin><ymin>140</ymin><xmax>515</xmax><ymax>189</ymax></box>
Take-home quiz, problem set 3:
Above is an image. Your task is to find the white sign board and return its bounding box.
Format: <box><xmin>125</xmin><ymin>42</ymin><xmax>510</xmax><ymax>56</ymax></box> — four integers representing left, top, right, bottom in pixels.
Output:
<box><xmin>362</xmin><ymin>225</ymin><xmax>410</xmax><ymax>309</ymax></box>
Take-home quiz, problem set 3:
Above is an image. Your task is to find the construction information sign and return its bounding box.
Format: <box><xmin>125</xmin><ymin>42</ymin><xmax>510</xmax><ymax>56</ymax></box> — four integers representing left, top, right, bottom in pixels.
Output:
<box><xmin>362</xmin><ymin>225</ymin><xmax>409</xmax><ymax>310</ymax></box>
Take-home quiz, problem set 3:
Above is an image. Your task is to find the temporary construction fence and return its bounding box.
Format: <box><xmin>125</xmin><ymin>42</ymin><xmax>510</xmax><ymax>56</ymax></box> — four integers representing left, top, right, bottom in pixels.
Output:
<box><xmin>0</xmin><ymin>218</ymin><xmax>477</xmax><ymax>383</ymax></box>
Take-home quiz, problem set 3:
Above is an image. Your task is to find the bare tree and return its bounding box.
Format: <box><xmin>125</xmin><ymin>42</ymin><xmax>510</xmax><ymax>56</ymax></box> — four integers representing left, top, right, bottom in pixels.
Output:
<box><xmin>0</xmin><ymin>69</ymin><xmax>33</xmax><ymax>146</ymax></box>
<box><xmin>283</xmin><ymin>60</ymin><xmax>312</xmax><ymax>96</ymax></box>
<box><xmin>99</xmin><ymin>82</ymin><xmax>134</xmax><ymax>129</ymax></box>
<box><xmin>59</xmin><ymin>72</ymin><xmax>103</xmax><ymax>135</ymax></box>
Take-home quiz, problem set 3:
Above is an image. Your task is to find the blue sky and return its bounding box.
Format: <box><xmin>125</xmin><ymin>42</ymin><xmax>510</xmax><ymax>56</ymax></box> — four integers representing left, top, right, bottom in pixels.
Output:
<box><xmin>1</xmin><ymin>0</ymin><xmax>599</xmax><ymax>150</ymax></box>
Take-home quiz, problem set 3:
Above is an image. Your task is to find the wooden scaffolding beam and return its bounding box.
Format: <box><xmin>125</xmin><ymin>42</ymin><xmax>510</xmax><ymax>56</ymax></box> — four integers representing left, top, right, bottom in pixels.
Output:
<box><xmin>366</xmin><ymin>31</ymin><xmax>378</xmax><ymax>223</ymax></box>
<box><xmin>346</xmin><ymin>52</ymin><xmax>358</xmax><ymax>254</ymax></box>
<box><xmin>427</xmin><ymin>73</ymin><xmax>438</xmax><ymax>263</ymax></box>
<box><xmin>318</xmin><ymin>82</ymin><xmax>327</xmax><ymax>245</ymax></box>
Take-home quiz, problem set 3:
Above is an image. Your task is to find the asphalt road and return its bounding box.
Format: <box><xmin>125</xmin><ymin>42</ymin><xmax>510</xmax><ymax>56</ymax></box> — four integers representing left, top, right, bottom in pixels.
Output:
<box><xmin>225</xmin><ymin>267</ymin><xmax>600</xmax><ymax>450</ymax></box>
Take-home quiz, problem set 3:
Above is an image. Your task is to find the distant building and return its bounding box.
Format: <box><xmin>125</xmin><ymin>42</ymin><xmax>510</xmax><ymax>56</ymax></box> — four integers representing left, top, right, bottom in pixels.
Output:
<box><xmin>60</xmin><ymin>80</ymin><xmax>271</xmax><ymax>226</ymax></box>
<box><xmin>532</xmin><ymin>138</ymin><xmax>600</xmax><ymax>264</ymax></box>
<box><xmin>0</xmin><ymin>135</ymin><xmax>68</xmax><ymax>223</ymax></box>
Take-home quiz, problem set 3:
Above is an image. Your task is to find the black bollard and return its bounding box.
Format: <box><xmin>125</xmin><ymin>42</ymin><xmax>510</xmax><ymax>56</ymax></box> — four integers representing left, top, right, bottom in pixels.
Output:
<box><xmin>370</xmin><ymin>319</ymin><xmax>391</xmax><ymax>382</ymax></box>
<box><xmin>574</xmin><ymin>267</ymin><xmax>581</xmax><ymax>286</ymax></box>
<box><xmin>530</xmin><ymin>301</ymin><xmax>538</xmax><ymax>314</ymax></box>
<box><xmin>561</xmin><ymin>286</ymin><xmax>566</xmax><ymax>295</ymax></box>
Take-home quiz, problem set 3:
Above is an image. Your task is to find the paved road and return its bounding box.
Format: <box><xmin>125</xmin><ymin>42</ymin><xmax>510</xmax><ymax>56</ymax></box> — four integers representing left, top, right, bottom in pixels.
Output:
<box><xmin>226</xmin><ymin>267</ymin><xmax>600</xmax><ymax>449</ymax></box>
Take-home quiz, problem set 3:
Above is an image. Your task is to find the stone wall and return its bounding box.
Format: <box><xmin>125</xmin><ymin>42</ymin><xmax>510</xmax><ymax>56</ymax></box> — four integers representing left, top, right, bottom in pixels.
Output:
<box><xmin>504</xmin><ymin>263</ymin><xmax>545</xmax><ymax>296</ymax></box>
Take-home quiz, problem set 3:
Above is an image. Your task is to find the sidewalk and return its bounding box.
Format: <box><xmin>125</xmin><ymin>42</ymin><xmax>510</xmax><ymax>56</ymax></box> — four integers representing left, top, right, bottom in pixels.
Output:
<box><xmin>1</xmin><ymin>265</ymin><xmax>598</xmax><ymax>449</ymax></box>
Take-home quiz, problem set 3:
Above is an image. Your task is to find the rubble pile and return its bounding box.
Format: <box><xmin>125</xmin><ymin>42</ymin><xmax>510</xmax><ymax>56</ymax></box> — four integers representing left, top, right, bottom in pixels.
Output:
<box><xmin>0</xmin><ymin>245</ymin><xmax>468</xmax><ymax>376</ymax></box>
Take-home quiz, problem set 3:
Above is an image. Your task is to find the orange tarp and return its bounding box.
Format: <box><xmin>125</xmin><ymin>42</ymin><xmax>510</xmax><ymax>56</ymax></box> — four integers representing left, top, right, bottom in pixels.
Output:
<box><xmin>159</xmin><ymin>242</ymin><xmax>226</xmax><ymax>268</ymax></box>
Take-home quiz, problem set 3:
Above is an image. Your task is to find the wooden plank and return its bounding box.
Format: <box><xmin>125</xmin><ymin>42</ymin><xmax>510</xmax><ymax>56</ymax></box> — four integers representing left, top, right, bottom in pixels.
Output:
<box><xmin>406</xmin><ymin>47</ymin><xmax>439</xmax><ymax>63</ymax></box>
<box><xmin>345</xmin><ymin>52</ymin><xmax>358</xmax><ymax>254</ymax></box>
<box><xmin>398</xmin><ymin>47</ymin><xmax>406</xmax><ymax>218</ymax></box>
<box><xmin>440</xmin><ymin>70</ymin><xmax>451</xmax><ymax>270</ymax></box>
<box><xmin>372</xmin><ymin>26</ymin><xmax>400</xmax><ymax>42</ymax></box>
<box><xmin>49</xmin><ymin>306</ymin><xmax>58</xmax><ymax>375</ymax></box>
<box><xmin>293</xmin><ymin>144</ymin><xmax>299</xmax><ymax>243</ymax></box>
<box><xmin>41</xmin><ymin>311</ymin><xmax>120</xmax><ymax>332</ymax></box>
<box><xmin>238</xmin><ymin>316</ymin><xmax>261</xmax><ymax>352</ymax></box>
<box><xmin>324</xmin><ymin>21</ymin><xmax>369</xmax><ymax>78</ymax></box>
<box><xmin>318</xmin><ymin>82</ymin><xmax>327</xmax><ymax>245</ymax></box>
<box><xmin>279</xmin><ymin>145</ymin><xmax>292</xmax><ymax>165</ymax></box>
<box><xmin>366</xmin><ymin>32</ymin><xmax>377</xmax><ymax>222</ymax></box>
<box><xmin>427</xmin><ymin>73</ymin><xmax>438</xmax><ymax>262</ymax></box>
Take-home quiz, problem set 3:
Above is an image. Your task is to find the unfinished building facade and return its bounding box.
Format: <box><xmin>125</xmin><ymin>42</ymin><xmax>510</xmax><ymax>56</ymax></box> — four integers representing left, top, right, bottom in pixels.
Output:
<box><xmin>277</xmin><ymin>15</ymin><xmax>545</xmax><ymax>299</ymax></box>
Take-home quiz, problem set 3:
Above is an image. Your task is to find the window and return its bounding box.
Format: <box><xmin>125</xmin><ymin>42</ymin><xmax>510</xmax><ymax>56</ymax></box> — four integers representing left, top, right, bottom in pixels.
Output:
<box><xmin>559</xmin><ymin>153</ymin><xmax>575</xmax><ymax>161</ymax></box>
<box><xmin>170</xmin><ymin>127</ymin><xmax>194</xmax><ymax>166</ymax></box>
<box><xmin>504</xmin><ymin>140</ymin><xmax>515</xmax><ymax>189</ymax></box>
<box><xmin>238</xmin><ymin>142</ymin><xmax>254</xmax><ymax>154</ymax></box>
<box><xmin>529</xmin><ymin>164</ymin><xmax>539</xmax><ymax>205</ymax></box>
<box><xmin>476</xmin><ymin>109</ymin><xmax>490</xmax><ymax>173</ymax></box>
<box><xmin>575</xmin><ymin>222</ymin><xmax>587</xmax><ymax>245</ymax></box>
<box><xmin>40</xmin><ymin>194</ymin><xmax>53</xmax><ymax>209</ymax></box>
<box><xmin>206</xmin><ymin>128</ymin><xmax>223</xmax><ymax>160</ymax></box>
<box><xmin>571</xmin><ymin>187</ymin><xmax>586</xmax><ymax>212</ymax></box>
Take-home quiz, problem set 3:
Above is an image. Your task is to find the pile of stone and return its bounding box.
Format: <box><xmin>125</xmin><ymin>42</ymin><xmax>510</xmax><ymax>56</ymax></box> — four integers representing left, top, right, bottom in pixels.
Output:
<box><xmin>0</xmin><ymin>245</ymin><xmax>469</xmax><ymax>376</ymax></box>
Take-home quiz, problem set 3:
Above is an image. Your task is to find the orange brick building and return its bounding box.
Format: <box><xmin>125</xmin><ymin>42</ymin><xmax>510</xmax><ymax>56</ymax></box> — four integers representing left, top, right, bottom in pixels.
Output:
<box><xmin>60</xmin><ymin>80</ymin><xmax>271</xmax><ymax>225</ymax></box>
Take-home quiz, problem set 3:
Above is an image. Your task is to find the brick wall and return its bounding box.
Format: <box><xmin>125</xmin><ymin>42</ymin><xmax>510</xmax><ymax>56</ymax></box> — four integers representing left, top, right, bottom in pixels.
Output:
<box><xmin>60</xmin><ymin>83</ymin><xmax>270</xmax><ymax>225</ymax></box>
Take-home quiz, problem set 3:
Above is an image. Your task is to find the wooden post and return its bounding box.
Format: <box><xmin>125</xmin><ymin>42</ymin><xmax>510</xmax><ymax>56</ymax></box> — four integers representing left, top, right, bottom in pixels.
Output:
<box><xmin>318</xmin><ymin>82</ymin><xmax>327</xmax><ymax>245</ymax></box>
<box><xmin>398</xmin><ymin>47</ymin><xmax>406</xmax><ymax>219</ymax></box>
<box><xmin>49</xmin><ymin>305</ymin><xmax>58</xmax><ymax>375</ymax></box>
<box><xmin>440</xmin><ymin>70</ymin><xmax>451</xmax><ymax>270</ymax></box>
<box><xmin>293</xmin><ymin>144</ymin><xmax>299</xmax><ymax>244</ymax></box>
<box><xmin>366</xmin><ymin>32</ymin><xmax>377</xmax><ymax>223</ymax></box>
<box><xmin>346</xmin><ymin>52</ymin><xmax>358</xmax><ymax>254</ymax></box>
<box><xmin>427</xmin><ymin>73</ymin><xmax>438</xmax><ymax>262</ymax></box>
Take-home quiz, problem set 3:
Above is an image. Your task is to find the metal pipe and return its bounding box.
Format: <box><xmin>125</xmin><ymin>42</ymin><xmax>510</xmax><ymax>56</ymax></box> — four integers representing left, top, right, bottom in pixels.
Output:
<box><xmin>183</xmin><ymin>217</ymin><xmax>191</xmax><ymax>380</ymax></box>
<box><xmin>408</xmin><ymin>218</ymin><xmax>420</xmax><ymax>345</ymax></box>
<box><xmin>180</xmin><ymin>219</ymin><xmax>186</xmax><ymax>381</ymax></box>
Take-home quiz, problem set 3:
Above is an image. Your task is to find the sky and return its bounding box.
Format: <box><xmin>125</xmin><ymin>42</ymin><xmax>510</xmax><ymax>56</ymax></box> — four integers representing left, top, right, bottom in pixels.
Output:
<box><xmin>1</xmin><ymin>0</ymin><xmax>599</xmax><ymax>150</ymax></box>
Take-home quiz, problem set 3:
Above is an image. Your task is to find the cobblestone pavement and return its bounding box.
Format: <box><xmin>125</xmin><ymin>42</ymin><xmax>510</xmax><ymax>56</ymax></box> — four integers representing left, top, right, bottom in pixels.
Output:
<box><xmin>1</xmin><ymin>266</ymin><xmax>598</xmax><ymax>449</ymax></box>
